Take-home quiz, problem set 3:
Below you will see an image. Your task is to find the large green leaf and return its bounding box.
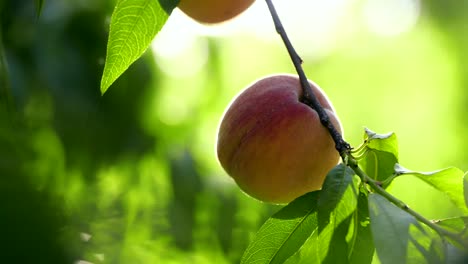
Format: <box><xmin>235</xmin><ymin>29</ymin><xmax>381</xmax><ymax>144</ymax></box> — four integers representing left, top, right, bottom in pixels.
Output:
<box><xmin>317</xmin><ymin>164</ymin><xmax>358</xmax><ymax>263</ymax></box>
<box><xmin>348</xmin><ymin>192</ymin><xmax>374</xmax><ymax>264</ymax></box>
<box><xmin>355</xmin><ymin>128</ymin><xmax>398</xmax><ymax>183</ymax></box>
<box><xmin>317</xmin><ymin>165</ymin><xmax>357</xmax><ymax>223</ymax></box>
<box><xmin>406</xmin><ymin>223</ymin><xmax>445</xmax><ymax>264</ymax></box>
<box><xmin>321</xmin><ymin>215</ymin><xmax>353</xmax><ymax>264</ymax></box>
<box><xmin>369</xmin><ymin>193</ymin><xmax>446</xmax><ymax>264</ymax></box>
<box><xmin>395</xmin><ymin>164</ymin><xmax>468</xmax><ymax>214</ymax></box>
<box><xmin>282</xmin><ymin>165</ymin><xmax>358</xmax><ymax>264</ymax></box>
<box><xmin>282</xmin><ymin>229</ymin><xmax>320</xmax><ymax>264</ymax></box>
<box><xmin>100</xmin><ymin>0</ymin><xmax>179</xmax><ymax>94</ymax></box>
<box><xmin>240</xmin><ymin>191</ymin><xmax>321</xmax><ymax>264</ymax></box>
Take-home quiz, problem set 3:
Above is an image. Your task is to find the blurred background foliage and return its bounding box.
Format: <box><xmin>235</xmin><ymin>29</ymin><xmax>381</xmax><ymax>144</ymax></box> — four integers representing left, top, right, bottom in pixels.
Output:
<box><xmin>0</xmin><ymin>0</ymin><xmax>467</xmax><ymax>263</ymax></box>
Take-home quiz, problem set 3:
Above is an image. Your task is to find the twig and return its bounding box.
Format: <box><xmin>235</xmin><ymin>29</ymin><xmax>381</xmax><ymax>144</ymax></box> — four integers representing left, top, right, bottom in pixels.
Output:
<box><xmin>264</xmin><ymin>0</ymin><xmax>350</xmax><ymax>159</ymax></box>
<box><xmin>348</xmin><ymin>158</ymin><xmax>468</xmax><ymax>248</ymax></box>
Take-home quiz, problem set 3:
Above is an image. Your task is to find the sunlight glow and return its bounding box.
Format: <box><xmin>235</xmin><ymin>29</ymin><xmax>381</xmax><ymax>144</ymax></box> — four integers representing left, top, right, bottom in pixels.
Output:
<box><xmin>153</xmin><ymin>1</ymin><xmax>353</xmax><ymax>62</ymax></box>
<box><xmin>151</xmin><ymin>14</ymin><xmax>209</xmax><ymax>77</ymax></box>
<box><xmin>363</xmin><ymin>0</ymin><xmax>421</xmax><ymax>36</ymax></box>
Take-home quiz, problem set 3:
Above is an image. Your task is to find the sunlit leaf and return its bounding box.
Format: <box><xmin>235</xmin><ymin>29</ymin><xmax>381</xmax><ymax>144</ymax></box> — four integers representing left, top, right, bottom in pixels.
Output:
<box><xmin>395</xmin><ymin>164</ymin><xmax>468</xmax><ymax>214</ymax></box>
<box><xmin>369</xmin><ymin>193</ymin><xmax>446</xmax><ymax>264</ymax></box>
<box><xmin>321</xmin><ymin>215</ymin><xmax>352</xmax><ymax>264</ymax></box>
<box><xmin>317</xmin><ymin>164</ymin><xmax>358</xmax><ymax>262</ymax></box>
<box><xmin>283</xmin><ymin>217</ymin><xmax>354</xmax><ymax>264</ymax></box>
<box><xmin>348</xmin><ymin>192</ymin><xmax>374</xmax><ymax>264</ymax></box>
<box><xmin>240</xmin><ymin>191</ymin><xmax>320</xmax><ymax>264</ymax></box>
<box><xmin>318</xmin><ymin>165</ymin><xmax>357</xmax><ymax>223</ymax></box>
<box><xmin>356</xmin><ymin>128</ymin><xmax>398</xmax><ymax>183</ymax></box>
<box><xmin>282</xmin><ymin>165</ymin><xmax>358</xmax><ymax>264</ymax></box>
<box><xmin>438</xmin><ymin>217</ymin><xmax>468</xmax><ymax>234</ymax></box>
<box><xmin>364</xmin><ymin>128</ymin><xmax>398</xmax><ymax>157</ymax></box>
<box><xmin>434</xmin><ymin>217</ymin><xmax>468</xmax><ymax>237</ymax></box>
<box><xmin>407</xmin><ymin>223</ymin><xmax>445</xmax><ymax>264</ymax></box>
<box><xmin>282</xmin><ymin>230</ymin><xmax>320</xmax><ymax>264</ymax></box>
<box><xmin>100</xmin><ymin>0</ymin><xmax>179</xmax><ymax>94</ymax></box>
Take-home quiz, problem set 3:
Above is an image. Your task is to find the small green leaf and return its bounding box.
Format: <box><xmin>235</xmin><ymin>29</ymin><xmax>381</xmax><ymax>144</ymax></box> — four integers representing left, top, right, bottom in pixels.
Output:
<box><xmin>369</xmin><ymin>193</ymin><xmax>446</xmax><ymax>264</ymax></box>
<box><xmin>100</xmin><ymin>0</ymin><xmax>179</xmax><ymax>94</ymax></box>
<box><xmin>348</xmin><ymin>192</ymin><xmax>374</xmax><ymax>264</ymax></box>
<box><xmin>434</xmin><ymin>216</ymin><xmax>468</xmax><ymax>235</ymax></box>
<box><xmin>364</xmin><ymin>128</ymin><xmax>398</xmax><ymax>157</ymax></box>
<box><xmin>241</xmin><ymin>191</ymin><xmax>320</xmax><ymax>264</ymax></box>
<box><xmin>359</xmin><ymin>150</ymin><xmax>398</xmax><ymax>183</ymax></box>
<box><xmin>355</xmin><ymin>128</ymin><xmax>398</xmax><ymax>183</ymax></box>
<box><xmin>34</xmin><ymin>0</ymin><xmax>44</xmax><ymax>18</ymax></box>
<box><xmin>395</xmin><ymin>164</ymin><xmax>468</xmax><ymax>214</ymax></box>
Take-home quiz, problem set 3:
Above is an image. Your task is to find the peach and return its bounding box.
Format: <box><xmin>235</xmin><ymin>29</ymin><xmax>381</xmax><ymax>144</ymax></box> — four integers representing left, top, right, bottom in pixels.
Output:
<box><xmin>178</xmin><ymin>0</ymin><xmax>255</xmax><ymax>24</ymax></box>
<box><xmin>216</xmin><ymin>74</ymin><xmax>342</xmax><ymax>203</ymax></box>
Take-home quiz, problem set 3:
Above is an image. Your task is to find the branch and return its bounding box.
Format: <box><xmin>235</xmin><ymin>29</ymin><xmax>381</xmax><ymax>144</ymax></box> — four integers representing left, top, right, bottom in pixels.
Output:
<box><xmin>264</xmin><ymin>0</ymin><xmax>350</xmax><ymax>159</ymax></box>
<box><xmin>348</xmin><ymin>158</ymin><xmax>468</xmax><ymax>249</ymax></box>
<box><xmin>265</xmin><ymin>0</ymin><xmax>467</xmax><ymax>250</ymax></box>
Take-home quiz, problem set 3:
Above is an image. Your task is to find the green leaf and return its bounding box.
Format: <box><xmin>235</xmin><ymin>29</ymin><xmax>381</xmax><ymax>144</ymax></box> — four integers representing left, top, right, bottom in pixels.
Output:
<box><xmin>348</xmin><ymin>192</ymin><xmax>374</xmax><ymax>264</ymax></box>
<box><xmin>282</xmin><ymin>229</ymin><xmax>320</xmax><ymax>264</ymax></box>
<box><xmin>318</xmin><ymin>165</ymin><xmax>357</xmax><ymax>224</ymax></box>
<box><xmin>434</xmin><ymin>216</ymin><xmax>468</xmax><ymax>236</ymax></box>
<box><xmin>317</xmin><ymin>164</ymin><xmax>358</xmax><ymax>262</ymax></box>
<box><xmin>100</xmin><ymin>0</ymin><xmax>179</xmax><ymax>94</ymax></box>
<box><xmin>240</xmin><ymin>191</ymin><xmax>320</xmax><ymax>264</ymax></box>
<box><xmin>364</xmin><ymin>128</ymin><xmax>398</xmax><ymax>157</ymax></box>
<box><xmin>321</xmin><ymin>215</ymin><xmax>353</xmax><ymax>264</ymax></box>
<box><xmin>282</xmin><ymin>165</ymin><xmax>358</xmax><ymax>264</ymax></box>
<box><xmin>395</xmin><ymin>164</ymin><xmax>468</xmax><ymax>214</ymax></box>
<box><xmin>34</xmin><ymin>0</ymin><xmax>44</xmax><ymax>18</ymax></box>
<box><xmin>369</xmin><ymin>193</ymin><xmax>446</xmax><ymax>264</ymax></box>
<box><xmin>407</xmin><ymin>223</ymin><xmax>445</xmax><ymax>264</ymax></box>
<box><xmin>355</xmin><ymin>128</ymin><xmax>398</xmax><ymax>183</ymax></box>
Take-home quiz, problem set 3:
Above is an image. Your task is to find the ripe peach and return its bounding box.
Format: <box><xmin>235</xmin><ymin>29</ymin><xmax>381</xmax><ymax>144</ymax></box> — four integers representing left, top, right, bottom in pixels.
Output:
<box><xmin>178</xmin><ymin>0</ymin><xmax>255</xmax><ymax>24</ymax></box>
<box><xmin>216</xmin><ymin>74</ymin><xmax>342</xmax><ymax>204</ymax></box>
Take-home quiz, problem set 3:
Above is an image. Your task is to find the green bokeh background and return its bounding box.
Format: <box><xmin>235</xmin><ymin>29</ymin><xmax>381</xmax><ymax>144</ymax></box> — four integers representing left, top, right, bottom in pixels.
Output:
<box><xmin>0</xmin><ymin>0</ymin><xmax>467</xmax><ymax>263</ymax></box>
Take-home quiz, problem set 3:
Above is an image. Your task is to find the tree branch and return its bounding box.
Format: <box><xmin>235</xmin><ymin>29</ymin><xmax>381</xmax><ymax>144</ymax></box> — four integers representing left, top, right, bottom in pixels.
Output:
<box><xmin>264</xmin><ymin>0</ymin><xmax>350</xmax><ymax>159</ymax></box>
<box><xmin>265</xmin><ymin>0</ymin><xmax>467</xmax><ymax>249</ymax></box>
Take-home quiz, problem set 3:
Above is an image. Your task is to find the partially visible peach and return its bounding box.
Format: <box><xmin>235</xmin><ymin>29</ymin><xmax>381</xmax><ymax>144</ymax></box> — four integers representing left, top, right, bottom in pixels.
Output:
<box><xmin>178</xmin><ymin>0</ymin><xmax>255</xmax><ymax>24</ymax></box>
<box><xmin>216</xmin><ymin>74</ymin><xmax>342</xmax><ymax>204</ymax></box>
